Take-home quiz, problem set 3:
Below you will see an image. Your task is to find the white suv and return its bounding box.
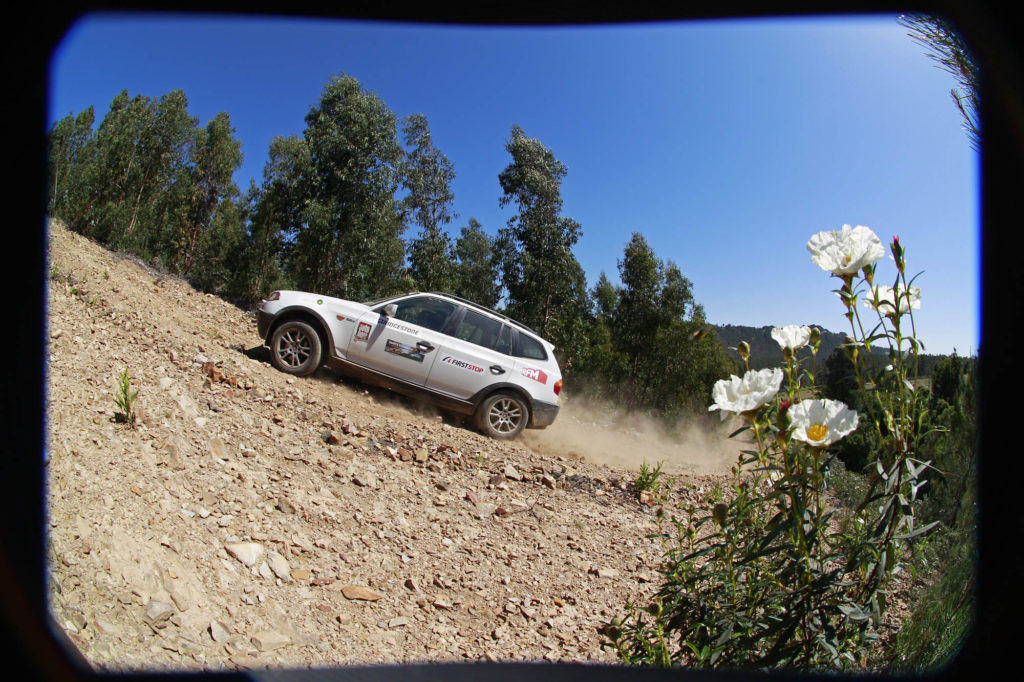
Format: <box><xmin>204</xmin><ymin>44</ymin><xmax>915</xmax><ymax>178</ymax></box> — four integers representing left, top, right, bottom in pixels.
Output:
<box><xmin>256</xmin><ymin>291</ymin><xmax>562</xmax><ymax>439</ymax></box>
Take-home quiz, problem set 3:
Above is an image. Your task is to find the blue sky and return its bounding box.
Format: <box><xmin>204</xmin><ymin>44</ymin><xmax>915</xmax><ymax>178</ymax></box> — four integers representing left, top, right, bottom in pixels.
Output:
<box><xmin>48</xmin><ymin>12</ymin><xmax>979</xmax><ymax>355</ymax></box>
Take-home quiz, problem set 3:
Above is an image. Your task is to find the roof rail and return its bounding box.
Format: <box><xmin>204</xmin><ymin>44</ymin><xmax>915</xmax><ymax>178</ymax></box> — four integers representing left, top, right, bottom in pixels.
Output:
<box><xmin>423</xmin><ymin>291</ymin><xmax>541</xmax><ymax>338</ymax></box>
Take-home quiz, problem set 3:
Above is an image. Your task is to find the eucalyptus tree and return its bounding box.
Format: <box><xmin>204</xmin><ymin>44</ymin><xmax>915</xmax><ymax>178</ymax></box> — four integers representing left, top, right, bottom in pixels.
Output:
<box><xmin>578</xmin><ymin>271</ymin><xmax>623</xmax><ymax>381</ymax></box>
<box><xmin>285</xmin><ymin>74</ymin><xmax>406</xmax><ymax>301</ymax></box>
<box><xmin>87</xmin><ymin>89</ymin><xmax>196</xmax><ymax>256</ymax></box>
<box><xmin>611</xmin><ymin>233</ymin><xmax>730</xmax><ymax>412</ymax></box>
<box><xmin>401</xmin><ymin>113</ymin><xmax>457</xmax><ymax>292</ymax></box>
<box><xmin>453</xmin><ymin>218</ymin><xmax>500</xmax><ymax>307</ymax></box>
<box><xmin>228</xmin><ymin>135</ymin><xmax>309</xmax><ymax>304</ymax></box>
<box><xmin>46</xmin><ymin>105</ymin><xmax>95</xmax><ymax>223</ymax></box>
<box><xmin>496</xmin><ymin>125</ymin><xmax>584</xmax><ymax>349</ymax></box>
<box><xmin>171</xmin><ymin>111</ymin><xmax>243</xmax><ymax>275</ymax></box>
<box><xmin>614</xmin><ymin>233</ymin><xmax>662</xmax><ymax>385</ymax></box>
<box><xmin>643</xmin><ymin>262</ymin><xmax>731</xmax><ymax>414</ymax></box>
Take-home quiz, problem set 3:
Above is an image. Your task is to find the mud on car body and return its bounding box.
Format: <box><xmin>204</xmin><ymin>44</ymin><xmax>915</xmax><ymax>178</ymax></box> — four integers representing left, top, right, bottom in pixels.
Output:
<box><xmin>256</xmin><ymin>291</ymin><xmax>562</xmax><ymax>439</ymax></box>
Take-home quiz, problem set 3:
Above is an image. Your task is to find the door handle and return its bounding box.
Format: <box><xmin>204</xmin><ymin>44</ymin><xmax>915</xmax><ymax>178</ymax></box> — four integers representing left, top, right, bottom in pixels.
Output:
<box><xmin>416</xmin><ymin>341</ymin><xmax>435</xmax><ymax>353</ymax></box>
<box><xmin>490</xmin><ymin>365</ymin><xmax>505</xmax><ymax>375</ymax></box>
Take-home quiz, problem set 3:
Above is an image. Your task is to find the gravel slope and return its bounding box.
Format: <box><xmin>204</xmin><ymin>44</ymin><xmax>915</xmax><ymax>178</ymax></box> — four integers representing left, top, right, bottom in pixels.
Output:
<box><xmin>44</xmin><ymin>221</ymin><xmax>734</xmax><ymax>673</ymax></box>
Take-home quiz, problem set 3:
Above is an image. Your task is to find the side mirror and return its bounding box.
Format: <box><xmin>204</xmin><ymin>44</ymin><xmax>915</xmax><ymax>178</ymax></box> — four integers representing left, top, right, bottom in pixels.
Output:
<box><xmin>383</xmin><ymin>304</ymin><xmax>397</xmax><ymax>317</ymax></box>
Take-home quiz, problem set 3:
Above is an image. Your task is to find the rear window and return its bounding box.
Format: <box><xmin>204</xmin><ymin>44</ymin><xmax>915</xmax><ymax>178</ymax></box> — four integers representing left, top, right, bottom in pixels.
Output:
<box><xmin>517</xmin><ymin>333</ymin><xmax>547</xmax><ymax>360</ymax></box>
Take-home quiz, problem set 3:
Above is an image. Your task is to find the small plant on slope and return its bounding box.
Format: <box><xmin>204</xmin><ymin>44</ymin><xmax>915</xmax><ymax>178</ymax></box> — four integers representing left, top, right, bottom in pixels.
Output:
<box><xmin>113</xmin><ymin>367</ymin><xmax>139</xmax><ymax>427</ymax></box>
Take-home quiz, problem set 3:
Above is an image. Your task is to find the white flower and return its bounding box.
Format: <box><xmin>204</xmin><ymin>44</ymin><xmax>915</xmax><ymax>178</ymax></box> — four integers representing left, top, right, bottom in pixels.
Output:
<box><xmin>708</xmin><ymin>368</ymin><xmax>784</xmax><ymax>420</ymax></box>
<box><xmin>788</xmin><ymin>399</ymin><xmax>859</xmax><ymax>447</ymax></box>
<box><xmin>771</xmin><ymin>325</ymin><xmax>812</xmax><ymax>351</ymax></box>
<box><xmin>864</xmin><ymin>284</ymin><xmax>921</xmax><ymax>315</ymax></box>
<box><xmin>806</xmin><ymin>224</ymin><xmax>885</xmax><ymax>277</ymax></box>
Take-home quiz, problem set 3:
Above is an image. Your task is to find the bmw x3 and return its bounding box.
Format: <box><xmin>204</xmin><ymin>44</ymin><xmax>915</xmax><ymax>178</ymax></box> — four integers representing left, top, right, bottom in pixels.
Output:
<box><xmin>256</xmin><ymin>291</ymin><xmax>562</xmax><ymax>439</ymax></box>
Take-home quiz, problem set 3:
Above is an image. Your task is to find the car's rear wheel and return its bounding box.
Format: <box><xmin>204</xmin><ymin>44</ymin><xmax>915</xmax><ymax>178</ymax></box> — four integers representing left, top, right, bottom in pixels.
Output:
<box><xmin>270</xmin><ymin>321</ymin><xmax>321</xmax><ymax>377</ymax></box>
<box><xmin>476</xmin><ymin>391</ymin><xmax>529</xmax><ymax>439</ymax></box>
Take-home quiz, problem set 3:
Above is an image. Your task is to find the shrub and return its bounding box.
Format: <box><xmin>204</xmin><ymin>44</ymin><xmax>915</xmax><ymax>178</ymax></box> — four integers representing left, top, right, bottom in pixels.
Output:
<box><xmin>605</xmin><ymin>226</ymin><xmax>942</xmax><ymax>671</ymax></box>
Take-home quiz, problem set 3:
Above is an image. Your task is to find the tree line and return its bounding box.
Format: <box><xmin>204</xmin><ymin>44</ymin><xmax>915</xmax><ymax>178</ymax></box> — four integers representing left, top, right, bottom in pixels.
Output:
<box><xmin>47</xmin><ymin>72</ymin><xmax>733</xmax><ymax>417</ymax></box>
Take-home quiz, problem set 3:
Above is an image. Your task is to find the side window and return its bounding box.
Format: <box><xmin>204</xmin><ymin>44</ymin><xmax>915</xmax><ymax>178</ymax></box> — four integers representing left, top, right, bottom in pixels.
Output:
<box><xmin>454</xmin><ymin>309</ymin><xmax>503</xmax><ymax>349</ymax></box>
<box><xmin>494</xmin><ymin>324</ymin><xmax>512</xmax><ymax>356</ymax></box>
<box><xmin>380</xmin><ymin>297</ymin><xmax>456</xmax><ymax>333</ymax></box>
<box><xmin>517</xmin><ymin>333</ymin><xmax>547</xmax><ymax>360</ymax></box>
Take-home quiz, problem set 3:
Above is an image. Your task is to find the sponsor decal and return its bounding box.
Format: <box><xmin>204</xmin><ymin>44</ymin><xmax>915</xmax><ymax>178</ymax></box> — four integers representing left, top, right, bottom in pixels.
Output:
<box><xmin>441</xmin><ymin>355</ymin><xmax>484</xmax><ymax>373</ymax></box>
<box><xmin>377</xmin><ymin>313</ymin><xmax>420</xmax><ymax>336</ymax></box>
<box><xmin>355</xmin><ymin>321</ymin><xmax>371</xmax><ymax>342</ymax></box>
<box><xmin>385</xmin><ymin>339</ymin><xmax>424</xmax><ymax>363</ymax></box>
<box><xmin>385</xmin><ymin>319</ymin><xmax>420</xmax><ymax>335</ymax></box>
<box><xmin>521</xmin><ymin>367</ymin><xmax>548</xmax><ymax>384</ymax></box>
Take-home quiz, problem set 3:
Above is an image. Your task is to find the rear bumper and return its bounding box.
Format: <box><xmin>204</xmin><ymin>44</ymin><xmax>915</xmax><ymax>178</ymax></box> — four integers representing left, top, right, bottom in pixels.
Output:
<box><xmin>529</xmin><ymin>400</ymin><xmax>560</xmax><ymax>429</ymax></box>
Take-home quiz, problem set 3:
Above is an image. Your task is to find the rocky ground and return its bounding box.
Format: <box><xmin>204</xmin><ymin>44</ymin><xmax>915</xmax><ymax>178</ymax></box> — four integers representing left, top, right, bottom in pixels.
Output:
<box><xmin>44</xmin><ymin>221</ymin><xmax>745</xmax><ymax>673</ymax></box>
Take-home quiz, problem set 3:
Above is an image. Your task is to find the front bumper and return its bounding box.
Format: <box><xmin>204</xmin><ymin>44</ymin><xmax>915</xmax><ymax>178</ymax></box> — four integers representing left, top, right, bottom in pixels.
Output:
<box><xmin>529</xmin><ymin>400</ymin><xmax>560</xmax><ymax>429</ymax></box>
<box><xmin>256</xmin><ymin>309</ymin><xmax>275</xmax><ymax>341</ymax></box>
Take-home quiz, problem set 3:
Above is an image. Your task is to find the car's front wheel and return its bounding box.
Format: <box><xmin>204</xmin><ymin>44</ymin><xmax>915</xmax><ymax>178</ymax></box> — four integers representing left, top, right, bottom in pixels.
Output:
<box><xmin>270</xmin><ymin>321</ymin><xmax>322</xmax><ymax>377</ymax></box>
<box><xmin>476</xmin><ymin>391</ymin><xmax>529</xmax><ymax>439</ymax></box>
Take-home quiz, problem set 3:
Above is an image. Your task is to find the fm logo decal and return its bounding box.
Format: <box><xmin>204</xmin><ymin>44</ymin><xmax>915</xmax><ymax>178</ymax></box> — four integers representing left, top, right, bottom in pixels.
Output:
<box><xmin>521</xmin><ymin>367</ymin><xmax>547</xmax><ymax>384</ymax></box>
<box><xmin>355</xmin><ymin>321</ymin><xmax>371</xmax><ymax>342</ymax></box>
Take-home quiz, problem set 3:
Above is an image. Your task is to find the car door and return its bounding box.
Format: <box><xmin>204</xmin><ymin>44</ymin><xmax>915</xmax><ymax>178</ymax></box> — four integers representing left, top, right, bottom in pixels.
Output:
<box><xmin>426</xmin><ymin>308</ymin><xmax>513</xmax><ymax>400</ymax></box>
<box><xmin>346</xmin><ymin>295</ymin><xmax>456</xmax><ymax>385</ymax></box>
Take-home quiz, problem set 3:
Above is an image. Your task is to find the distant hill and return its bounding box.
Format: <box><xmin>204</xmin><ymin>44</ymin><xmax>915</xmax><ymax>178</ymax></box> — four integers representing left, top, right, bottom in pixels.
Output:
<box><xmin>710</xmin><ymin>323</ymin><xmax>952</xmax><ymax>376</ymax></box>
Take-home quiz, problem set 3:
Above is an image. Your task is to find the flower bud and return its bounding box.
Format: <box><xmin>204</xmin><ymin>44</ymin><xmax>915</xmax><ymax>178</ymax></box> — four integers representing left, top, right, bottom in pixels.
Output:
<box><xmin>862</xmin><ymin>263</ymin><xmax>875</xmax><ymax>286</ymax></box>
<box><xmin>891</xmin><ymin>236</ymin><xmax>904</xmax><ymax>273</ymax></box>
<box><xmin>737</xmin><ymin>341</ymin><xmax>750</xmax><ymax>362</ymax></box>
<box><xmin>712</xmin><ymin>502</ymin><xmax>728</xmax><ymax>526</ymax></box>
<box><xmin>842</xmin><ymin>337</ymin><xmax>860</xmax><ymax>363</ymax></box>
<box><xmin>777</xmin><ymin>398</ymin><xmax>792</xmax><ymax>423</ymax></box>
<box><xmin>809</xmin><ymin>327</ymin><xmax>821</xmax><ymax>349</ymax></box>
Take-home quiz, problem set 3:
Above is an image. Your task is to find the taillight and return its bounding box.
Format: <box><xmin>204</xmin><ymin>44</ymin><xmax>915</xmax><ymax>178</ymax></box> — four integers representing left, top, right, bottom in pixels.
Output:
<box><xmin>553</xmin><ymin>379</ymin><xmax>562</xmax><ymax>396</ymax></box>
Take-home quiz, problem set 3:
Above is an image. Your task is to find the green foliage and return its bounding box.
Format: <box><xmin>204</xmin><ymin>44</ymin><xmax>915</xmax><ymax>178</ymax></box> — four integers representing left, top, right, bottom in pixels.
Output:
<box><xmin>402</xmin><ymin>113</ymin><xmax>458</xmax><ymax>292</ymax></box>
<box><xmin>46</xmin><ymin>89</ymin><xmax>245</xmax><ymax>297</ymax></box>
<box><xmin>572</xmin><ymin>233</ymin><xmax>732</xmax><ymax>417</ymax></box>
<box><xmin>607</xmin><ymin>229</ymin><xmax>944</xmax><ymax>671</ymax></box>
<box><xmin>496</xmin><ymin>125</ymin><xmax>585</xmax><ymax>356</ymax></box>
<box><xmin>899</xmin><ymin>14</ymin><xmax>980</xmax><ymax>152</ymax></box>
<box><xmin>47</xmin><ymin>106</ymin><xmax>95</xmax><ymax>221</ymax></box>
<box><xmin>829</xmin><ymin>354</ymin><xmax>977</xmax><ymax>672</ymax></box>
<box><xmin>112</xmin><ymin>367</ymin><xmax>139</xmax><ymax>427</ymax></box>
<box><xmin>633</xmin><ymin>461</ymin><xmax>669</xmax><ymax>496</ymax></box>
<box><xmin>224</xmin><ymin>138</ymin><xmax>307</xmax><ymax>305</ymax></box>
<box><xmin>169</xmin><ymin>111</ymin><xmax>243</xmax><ymax>276</ymax></box>
<box><xmin>929</xmin><ymin>354</ymin><xmax>970</xmax><ymax>405</ymax></box>
<box><xmin>884</xmin><ymin>523</ymin><xmax>974</xmax><ymax>671</ymax></box>
<box><xmin>453</xmin><ymin>218</ymin><xmax>500</xmax><ymax>307</ymax></box>
<box><xmin>821</xmin><ymin>345</ymin><xmax>859</xmax><ymax>407</ymax></box>
<box><xmin>284</xmin><ymin>74</ymin><xmax>407</xmax><ymax>301</ymax></box>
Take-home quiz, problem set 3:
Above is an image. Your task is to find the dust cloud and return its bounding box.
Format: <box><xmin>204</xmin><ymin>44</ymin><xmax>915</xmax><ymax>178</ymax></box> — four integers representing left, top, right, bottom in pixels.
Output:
<box><xmin>522</xmin><ymin>395</ymin><xmax>748</xmax><ymax>477</ymax></box>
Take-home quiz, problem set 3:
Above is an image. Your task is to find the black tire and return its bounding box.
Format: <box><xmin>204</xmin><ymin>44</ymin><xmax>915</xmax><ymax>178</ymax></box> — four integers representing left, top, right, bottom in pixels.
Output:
<box><xmin>269</xmin><ymin>320</ymin><xmax>322</xmax><ymax>377</ymax></box>
<box><xmin>475</xmin><ymin>391</ymin><xmax>529</xmax><ymax>439</ymax></box>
